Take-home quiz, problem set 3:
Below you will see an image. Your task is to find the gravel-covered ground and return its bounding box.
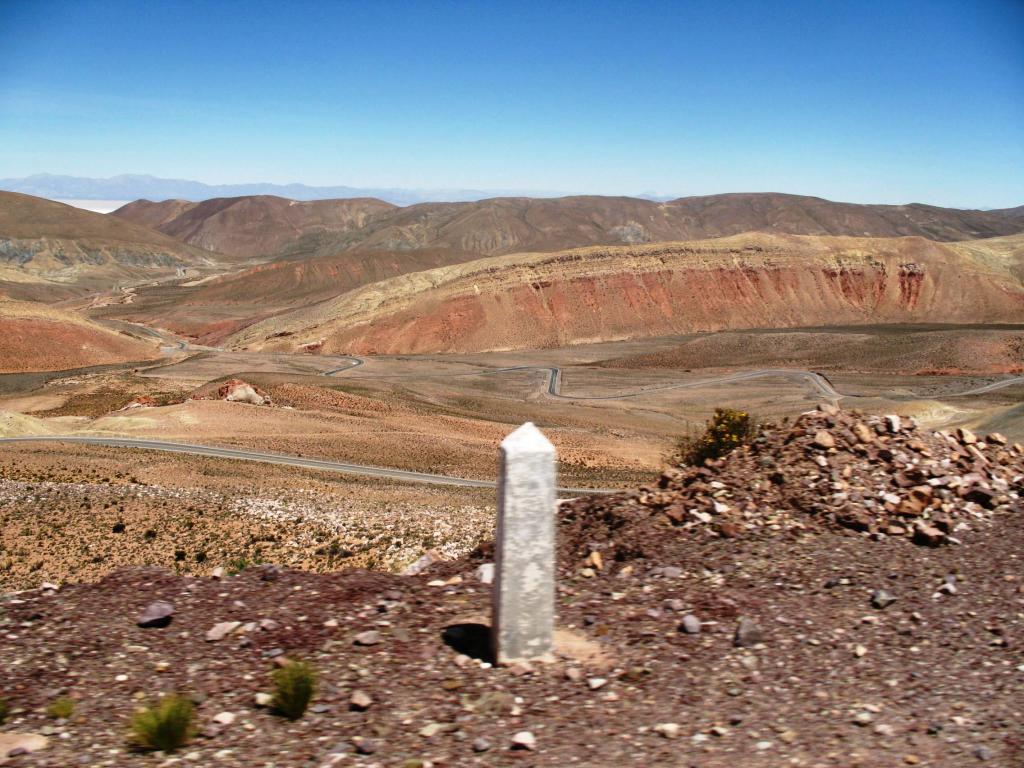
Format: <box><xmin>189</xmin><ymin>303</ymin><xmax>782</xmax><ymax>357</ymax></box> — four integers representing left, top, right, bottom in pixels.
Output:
<box><xmin>1</xmin><ymin>407</ymin><xmax>1021</xmax><ymax>767</ymax></box>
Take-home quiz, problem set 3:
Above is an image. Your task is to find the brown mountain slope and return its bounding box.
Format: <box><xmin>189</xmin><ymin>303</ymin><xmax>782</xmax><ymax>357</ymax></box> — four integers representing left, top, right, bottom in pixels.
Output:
<box><xmin>114</xmin><ymin>195</ymin><xmax>397</xmax><ymax>259</ymax></box>
<box><xmin>0</xmin><ymin>192</ymin><xmax>217</xmax><ymax>294</ymax></box>
<box><xmin>104</xmin><ymin>246</ymin><xmax>485</xmax><ymax>344</ymax></box>
<box><xmin>114</xmin><ymin>192</ymin><xmax>1024</xmax><ymax>263</ymax></box>
<box><xmin>229</xmin><ymin>233</ymin><xmax>1024</xmax><ymax>355</ymax></box>
<box><xmin>0</xmin><ymin>299</ymin><xmax>159</xmax><ymax>372</ymax></box>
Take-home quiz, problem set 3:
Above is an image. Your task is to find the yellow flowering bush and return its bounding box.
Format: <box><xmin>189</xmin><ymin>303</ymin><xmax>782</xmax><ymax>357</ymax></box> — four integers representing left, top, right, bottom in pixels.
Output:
<box><xmin>676</xmin><ymin>408</ymin><xmax>757</xmax><ymax>466</ymax></box>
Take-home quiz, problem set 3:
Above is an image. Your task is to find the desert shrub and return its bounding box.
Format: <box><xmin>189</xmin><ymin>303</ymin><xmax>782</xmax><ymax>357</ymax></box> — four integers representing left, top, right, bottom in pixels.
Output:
<box><xmin>129</xmin><ymin>695</ymin><xmax>195</xmax><ymax>752</ymax></box>
<box><xmin>46</xmin><ymin>697</ymin><xmax>74</xmax><ymax>719</ymax></box>
<box><xmin>676</xmin><ymin>408</ymin><xmax>757</xmax><ymax>466</ymax></box>
<box><xmin>0</xmin><ymin>698</ymin><xmax>8</xmax><ymax>723</ymax></box>
<box><xmin>271</xmin><ymin>661</ymin><xmax>316</xmax><ymax>720</ymax></box>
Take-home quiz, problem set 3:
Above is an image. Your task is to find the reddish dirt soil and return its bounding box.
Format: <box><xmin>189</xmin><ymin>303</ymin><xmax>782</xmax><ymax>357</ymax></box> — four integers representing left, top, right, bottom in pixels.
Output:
<box><xmin>0</xmin><ymin>317</ymin><xmax>158</xmax><ymax>373</ymax></box>
<box><xmin>1</xmin><ymin>407</ymin><xmax>1020</xmax><ymax>766</ymax></box>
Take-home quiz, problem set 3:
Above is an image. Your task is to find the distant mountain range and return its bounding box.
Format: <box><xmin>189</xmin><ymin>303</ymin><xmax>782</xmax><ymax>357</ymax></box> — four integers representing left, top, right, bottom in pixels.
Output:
<box><xmin>0</xmin><ymin>173</ymin><xmax>567</xmax><ymax>206</ymax></box>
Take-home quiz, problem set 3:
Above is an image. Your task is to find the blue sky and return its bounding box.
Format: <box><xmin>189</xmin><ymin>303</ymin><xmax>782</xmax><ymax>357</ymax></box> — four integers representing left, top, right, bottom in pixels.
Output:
<box><xmin>1</xmin><ymin>0</ymin><xmax>1021</xmax><ymax>206</ymax></box>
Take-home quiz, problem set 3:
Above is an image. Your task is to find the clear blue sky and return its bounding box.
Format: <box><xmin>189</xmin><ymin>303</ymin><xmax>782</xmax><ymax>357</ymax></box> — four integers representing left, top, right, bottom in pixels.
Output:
<box><xmin>1</xmin><ymin>0</ymin><xmax>1021</xmax><ymax>206</ymax></box>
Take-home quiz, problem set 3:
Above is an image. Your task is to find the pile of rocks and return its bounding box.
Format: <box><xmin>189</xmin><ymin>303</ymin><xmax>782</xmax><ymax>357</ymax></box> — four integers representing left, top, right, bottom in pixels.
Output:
<box><xmin>560</xmin><ymin>405</ymin><xmax>1022</xmax><ymax>563</ymax></box>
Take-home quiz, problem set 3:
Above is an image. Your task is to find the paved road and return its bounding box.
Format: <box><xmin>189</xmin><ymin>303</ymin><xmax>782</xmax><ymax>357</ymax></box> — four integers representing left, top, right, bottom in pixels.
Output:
<box><xmin>323</xmin><ymin>360</ymin><xmax>842</xmax><ymax>401</ymax></box>
<box><xmin>322</xmin><ymin>358</ymin><xmax>1022</xmax><ymax>402</ymax></box>
<box><xmin>946</xmin><ymin>376</ymin><xmax>1024</xmax><ymax>396</ymax></box>
<box><xmin>0</xmin><ymin>436</ymin><xmax>613</xmax><ymax>495</ymax></box>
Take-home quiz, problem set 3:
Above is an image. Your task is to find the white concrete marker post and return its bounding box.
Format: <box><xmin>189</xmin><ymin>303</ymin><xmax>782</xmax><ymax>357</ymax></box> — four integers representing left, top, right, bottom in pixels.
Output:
<box><xmin>493</xmin><ymin>422</ymin><xmax>557</xmax><ymax>665</ymax></box>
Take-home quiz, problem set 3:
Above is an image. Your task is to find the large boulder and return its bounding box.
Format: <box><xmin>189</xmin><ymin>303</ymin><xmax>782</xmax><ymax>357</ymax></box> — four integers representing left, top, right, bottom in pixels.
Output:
<box><xmin>217</xmin><ymin>378</ymin><xmax>270</xmax><ymax>406</ymax></box>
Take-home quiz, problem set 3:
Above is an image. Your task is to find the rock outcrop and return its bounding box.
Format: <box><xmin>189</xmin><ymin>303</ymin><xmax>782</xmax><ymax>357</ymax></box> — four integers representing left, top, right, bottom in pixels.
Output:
<box><xmin>231</xmin><ymin>233</ymin><xmax>1024</xmax><ymax>355</ymax></box>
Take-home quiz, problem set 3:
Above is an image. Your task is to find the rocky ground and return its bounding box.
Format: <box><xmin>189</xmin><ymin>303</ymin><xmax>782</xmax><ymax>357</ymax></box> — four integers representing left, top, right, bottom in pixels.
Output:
<box><xmin>0</xmin><ymin>445</ymin><xmax>493</xmax><ymax>590</ymax></box>
<box><xmin>0</xmin><ymin>406</ymin><xmax>1021</xmax><ymax>766</ymax></box>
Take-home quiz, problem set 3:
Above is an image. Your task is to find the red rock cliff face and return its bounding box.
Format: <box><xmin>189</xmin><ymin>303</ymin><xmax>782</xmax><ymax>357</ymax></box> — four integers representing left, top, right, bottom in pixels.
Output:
<box><xmin>230</xmin><ymin>234</ymin><xmax>1024</xmax><ymax>355</ymax></box>
<box><xmin>324</xmin><ymin>259</ymin><xmax>1022</xmax><ymax>354</ymax></box>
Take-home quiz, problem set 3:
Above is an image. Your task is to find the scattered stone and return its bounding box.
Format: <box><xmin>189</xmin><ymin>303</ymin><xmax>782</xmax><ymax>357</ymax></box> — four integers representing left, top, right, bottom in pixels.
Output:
<box><xmin>853</xmin><ymin>423</ymin><xmax>874</xmax><ymax>443</ymax></box>
<box><xmin>419</xmin><ymin>722</ymin><xmax>449</xmax><ymax>738</ymax></box>
<box><xmin>587</xmin><ymin>677</ymin><xmax>608</xmax><ymax>690</ymax></box>
<box><xmin>402</xmin><ymin>551</ymin><xmax>442</xmax><ymax>576</ymax></box>
<box><xmin>884</xmin><ymin>415</ymin><xmax>902</xmax><ymax>433</ymax></box>
<box><xmin>913</xmin><ymin>522</ymin><xmax>945</xmax><ymax>547</ymax></box>
<box><xmin>957</xmin><ymin>427</ymin><xmax>977</xmax><ymax>445</ymax></box>
<box><xmin>654</xmin><ymin>723</ymin><xmax>681</xmax><ymax>740</ymax></box>
<box><xmin>813</xmin><ymin>430</ymin><xmax>836</xmax><ymax>449</ymax></box>
<box><xmin>137</xmin><ymin>601</ymin><xmax>174</xmax><ymax>628</ymax></box>
<box><xmin>254</xmin><ymin>693</ymin><xmax>273</xmax><ymax>707</ymax></box>
<box><xmin>680</xmin><ymin>614</ymin><xmax>701</xmax><ymax>634</ymax></box>
<box><xmin>212</xmin><ymin>712</ymin><xmax>235</xmax><ymax>726</ymax></box>
<box><xmin>257</xmin><ymin>564</ymin><xmax>281</xmax><ymax>582</ymax></box>
<box><xmin>476</xmin><ymin>563</ymin><xmax>495</xmax><ymax>584</ymax></box>
<box><xmin>733</xmin><ymin>617</ymin><xmax>764</xmax><ymax>647</ymax></box>
<box><xmin>871</xmin><ymin>590</ymin><xmax>896</xmax><ymax>609</ymax></box>
<box><xmin>353</xmin><ymin>630</ymin><xmax>382</xmax><ymax>646</ymax></box>
<box><xmin>472</xmin><ymin>737</ymin><xmax>492</xmax><ymax>752</ymax></box>
<box><xmin>205</xmin><ymin>621</ymin><xmax>242</xmax><ymax>642</ymax></box>
<box><xmin>0</xmin><ymin>733</ymin><xmax>49</xmax><ymax>759</ymax></box>
<box><xmin>354</xmin><ymin>738</ymin><xmax>379</xmax><ymax>755</ymax></box>
<box><xmin>210</xmin><ymin>567</ymin><xmax>225</xmax><ymax>579</ymax></box>
<box><xmin>349</xmin><ymin>690</ymin><xmax>373</xmax><ymax>711</ymax></box>
<box><xmin>510</xmin><ymin>731</ymin><xmax>536</xmax><ymax>751</ymax></box>
<box><xmin>972</xmin><ymin>745</ymin><xmax>994</xmax><ymax>761</ymax></box>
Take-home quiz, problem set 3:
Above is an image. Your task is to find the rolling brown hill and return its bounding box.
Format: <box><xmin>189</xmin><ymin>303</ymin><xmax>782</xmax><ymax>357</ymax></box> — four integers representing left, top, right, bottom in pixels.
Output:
<box><xmin>228</xmin><ymin>233</ymin><xmax>1024</xmax><ymax>355</ymax></box>
<box><xmin>0</xmin><ymin>299</ymin><xmax>159</xmax><ymax>372</ymax></box>
<box><xmin>0</xmin><ymin>192</ymin><xmax>218</xmax><ymax>297</ymax></box>
<box><xmin>103</xmin><ymin>246</ymin><xmax>485</xmax><ymax>343</ymax></box>
<box><xmin>114</xmin><ymin>192</ymin><xmax>1024</xmax><ymax>263</ymax></box>
<box><xmin>114</xmin><ymin>195</ymin><xmax>397</xmax><ymax>259</ymax></box>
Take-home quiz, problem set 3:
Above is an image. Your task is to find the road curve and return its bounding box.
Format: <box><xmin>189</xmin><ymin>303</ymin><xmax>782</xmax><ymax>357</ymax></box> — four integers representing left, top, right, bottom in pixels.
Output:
<box><xmin>946</xmin><ymin>376</ymin><xmax>1024</xmax><ymax>397</ymax></box>
<box><xmin>0</xmin><ymin>436</ymin><xmax>614</xmax><ymax>495</ymax></box>
<box><xmin>323</xmin><ymin>361</ymin><xmax>842</xmax><ymax>401</ymax></box>
<box><xmin>321</xmin><ymin>358</ymin><xmax>1022</xmax><ymax>402</ymax></box>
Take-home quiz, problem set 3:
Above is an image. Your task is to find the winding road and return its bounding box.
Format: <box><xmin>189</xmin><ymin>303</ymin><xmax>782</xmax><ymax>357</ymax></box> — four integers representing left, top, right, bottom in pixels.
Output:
<box><xmin>0</xmin><ymin>435</ymin><xmax>615</xmax><ymax>494</ymax></box>
<box><xmin>5</xmin><ymin>327</ymin><xmax>1020</xmax><ymax>492</ymax></box>
<box><xmin>321</xmin><ymin>359</ymin><xmax>844</xmax><ymax>401</ymax></box>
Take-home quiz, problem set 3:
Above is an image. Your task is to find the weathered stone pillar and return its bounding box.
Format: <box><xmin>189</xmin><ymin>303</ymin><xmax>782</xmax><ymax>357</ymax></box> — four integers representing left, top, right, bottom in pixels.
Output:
<box><xmin>492</xmin><ymin>422</ymin><xmax>556</xmax><ymax>665</ymax></box>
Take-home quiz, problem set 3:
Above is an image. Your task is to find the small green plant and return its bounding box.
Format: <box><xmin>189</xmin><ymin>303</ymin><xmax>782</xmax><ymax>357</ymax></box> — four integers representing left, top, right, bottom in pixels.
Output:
<box><xmin>46</xmin><ymin>697</ymin><xmax>74</xmax><ymax>719</ymax></box>
<box><xmin>129</xmin><ymin>695</ymin><xmax>195</xmax><ymax>753</ymax></box>
<box><xmin>0</xmin><ymin>697</ymin><xmax>9</xmax><ymax>724</ymax></box>
<box><xmin>676</xmin><ymin>408</ymin><xmax>758</xmax><ymax>466</ymax></box>
<box><xmin>271</xmin><ymin>660</ymin><xmax>316</xmax><ymax>721</ymax></box>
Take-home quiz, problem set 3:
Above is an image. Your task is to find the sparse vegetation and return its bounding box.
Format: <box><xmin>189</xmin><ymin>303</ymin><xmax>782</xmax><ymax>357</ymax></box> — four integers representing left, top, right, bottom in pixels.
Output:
<box><xmin>675</xmin><ymin>408</ymin><xmax>758</xmax><ymax>466</ymax></box>
<box><xmin>46</xmin><ymin>697</ymin><xmax>75</xmax><ymax>719</ymax></box>
<box><xmin>0</xmin><ymin>697</ymin><xmax>8</xmax><ymax>723</ymax></box>
<box><xmin>271</xmin><ymin>660</ymin><xmax>316</xmax><ymax>720</ymax></box>
<box><xmin>129</xmin><ymin>695</ymin><xmax>195</xmax><ymax>753</ymax></box>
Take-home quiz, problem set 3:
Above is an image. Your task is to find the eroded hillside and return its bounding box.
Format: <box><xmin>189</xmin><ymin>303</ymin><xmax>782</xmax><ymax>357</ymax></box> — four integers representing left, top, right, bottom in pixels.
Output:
<box><xmin>0</xmin><ymin>192</ymin><xmax>219</xmax><ymax>296</ymax></box>
<box><xmin>0</xmin><ymin>299</ymin><xmax>160</xmax><ymax>372</ymax></box>
<box><xmin>230</xmin><ymin>233</ymin><xmax>1024</xmax><ymax>354</ymax></box>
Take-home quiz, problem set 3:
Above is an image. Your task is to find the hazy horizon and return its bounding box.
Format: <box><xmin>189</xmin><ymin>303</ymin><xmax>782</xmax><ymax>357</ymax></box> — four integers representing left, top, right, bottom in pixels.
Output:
<box><xmin>2</xmin><ymin>171</ymin><xmax>1020</xmax><ymax>212</ymax></box>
